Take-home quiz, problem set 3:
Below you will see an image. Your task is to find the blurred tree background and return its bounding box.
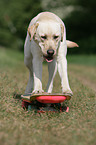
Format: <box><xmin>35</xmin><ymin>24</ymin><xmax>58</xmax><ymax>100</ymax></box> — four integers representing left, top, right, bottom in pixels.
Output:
<box><xmin>0</xmin><ymin>0</ymin><xmax>96</xmax><ymax>54</ymax></box>
<box><xmin>0</xmin><ymin>0</ymin><xmax>42</xmax><ymax>50</ymax></box>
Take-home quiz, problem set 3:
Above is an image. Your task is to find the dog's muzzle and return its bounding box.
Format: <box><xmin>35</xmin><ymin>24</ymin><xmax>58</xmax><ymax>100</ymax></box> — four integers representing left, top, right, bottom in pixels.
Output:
<box><xmin>43</xmin><ymin>49</ymin><xmax>54</xmax><ymax>62</ymax></box>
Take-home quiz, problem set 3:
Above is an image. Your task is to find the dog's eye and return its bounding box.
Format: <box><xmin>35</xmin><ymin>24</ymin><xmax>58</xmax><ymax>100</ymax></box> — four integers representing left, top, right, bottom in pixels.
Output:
<box><xmin>41</xmin><ymin>35</ymin><xmax>47</xmax><ymax>40</ymax></box>
<box><xmin>53</xmin><ymin>35</ymin><xmax>59</xmax><ymax>39</ymax></box>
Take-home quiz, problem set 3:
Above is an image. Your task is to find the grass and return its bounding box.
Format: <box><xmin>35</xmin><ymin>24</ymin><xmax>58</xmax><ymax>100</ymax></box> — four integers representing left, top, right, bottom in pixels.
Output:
<box><xmin>0</xmin><ymin>47</ymin><xmax>96</xmax><ymax>145</ymax></box>
<box><xmin>67</xmin><ymin>55</ymin><xmax>96</xmax><ymax>66</ymax></box>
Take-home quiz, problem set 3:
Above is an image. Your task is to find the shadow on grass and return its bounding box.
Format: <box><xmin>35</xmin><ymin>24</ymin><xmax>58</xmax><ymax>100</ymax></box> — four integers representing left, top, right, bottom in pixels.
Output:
<box><xmin>13</xmin><ymin>93</ymin><xmax>22</xmax><ymax>100</ymax></box>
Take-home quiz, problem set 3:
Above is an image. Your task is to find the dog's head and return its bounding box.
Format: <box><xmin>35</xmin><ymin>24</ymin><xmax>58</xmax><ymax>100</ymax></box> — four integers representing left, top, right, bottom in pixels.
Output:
<box><xmin>28</xmin><ymin>21</ymin><xmax>64</xmax><ymax>62</ymax></box>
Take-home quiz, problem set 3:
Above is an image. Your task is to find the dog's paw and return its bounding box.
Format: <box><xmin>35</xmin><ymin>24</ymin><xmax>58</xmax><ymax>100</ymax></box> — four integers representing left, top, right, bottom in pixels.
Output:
<box><xmin>32</xmin><ymin>89</ymin><xmax>44</xmax><ymax>94</ymax></box>
<box><xmin>63</xmin><ymin>90</ymin><xmax>73</xmax><ymax>97</ymax></box>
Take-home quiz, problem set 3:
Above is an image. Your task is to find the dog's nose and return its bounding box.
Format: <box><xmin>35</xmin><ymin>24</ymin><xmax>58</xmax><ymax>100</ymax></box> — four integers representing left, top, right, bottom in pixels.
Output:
<box><xmin>47</xmin><ymin>49</ymin><xmax>54</xmax><ymax>56</ymax></box>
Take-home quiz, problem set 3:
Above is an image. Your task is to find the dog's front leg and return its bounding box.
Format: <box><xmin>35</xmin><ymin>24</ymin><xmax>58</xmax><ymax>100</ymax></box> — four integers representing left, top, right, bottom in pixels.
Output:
<box><xmin>32</xmin><ymin>55</ymin><xmax>44</xmax><ymax>94</ymax></box>
<box><xmin>57</xmin><ymin>55</ymin><xmax>73</xmax><ymax>96</ymax></box>
<box><xmin>46</xmin><ymin>58</ymin><xmax>57</xmax><ymax>93</ymax></box>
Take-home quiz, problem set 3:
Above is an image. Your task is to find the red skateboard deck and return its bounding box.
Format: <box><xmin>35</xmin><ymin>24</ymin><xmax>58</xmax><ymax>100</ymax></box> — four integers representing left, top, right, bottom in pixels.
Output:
<box><xmin>21</xmin><ymin>93</ymin><xmax>71</xmax><ymax>103</ymax></box>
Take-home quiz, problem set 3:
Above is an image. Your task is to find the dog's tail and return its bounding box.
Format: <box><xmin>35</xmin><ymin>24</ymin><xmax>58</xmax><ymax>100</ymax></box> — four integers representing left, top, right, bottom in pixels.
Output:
<box><xmin>66</xmin><ymin>40</ymin><xmax>79</xmax><ymax>48</ymax></box>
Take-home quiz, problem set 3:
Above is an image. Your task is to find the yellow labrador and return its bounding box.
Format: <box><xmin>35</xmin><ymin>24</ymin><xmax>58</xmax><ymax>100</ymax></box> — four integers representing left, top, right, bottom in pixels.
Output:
<box><xmin>24</xmin><ymin>12</ymin><xmax>78</xmax><ymax>96</ymax></box>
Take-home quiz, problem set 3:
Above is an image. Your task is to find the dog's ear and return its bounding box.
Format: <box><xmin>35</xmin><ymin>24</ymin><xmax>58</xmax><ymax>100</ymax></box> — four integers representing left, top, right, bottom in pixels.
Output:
<box><xmin>66</xmin><ymin>40</ymin><xmax>79</xmax><ymax>48</ymax></box>
<box><xmin>60</xmin><ymin>24</ymin><xmax>64</xmax><ymax>42</ymax></box>
<box><xmin>28</xmin><ymin>23</ymin><xmax>39</xmax><ymax>41</ymax></box>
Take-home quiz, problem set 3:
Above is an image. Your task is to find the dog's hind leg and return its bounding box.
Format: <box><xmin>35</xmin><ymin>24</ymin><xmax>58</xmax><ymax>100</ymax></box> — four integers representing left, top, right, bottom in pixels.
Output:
<box><xmin>46</xmin><ymin>58</ymin><xmax>57</xmax><ymax>93</ymax></box>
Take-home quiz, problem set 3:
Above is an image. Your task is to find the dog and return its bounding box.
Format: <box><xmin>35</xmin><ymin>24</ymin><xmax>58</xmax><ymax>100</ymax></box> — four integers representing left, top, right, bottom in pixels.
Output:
<box><xmin>24</xmin><ymin>12</ymin><xmax>78</xmax><ymax>96</ymax></box>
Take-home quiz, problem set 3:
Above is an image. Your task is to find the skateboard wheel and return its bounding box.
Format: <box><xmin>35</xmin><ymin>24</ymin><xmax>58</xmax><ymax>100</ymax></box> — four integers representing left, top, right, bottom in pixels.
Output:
<box><xmin>22</xmin><ymin>101</ymin><xmax>28</xmax><ymax>109</ymax></box>
<box><xmin>66</xmin><ymin>107</ymin><xmax>69</xmax><ymax>112</ymax></box>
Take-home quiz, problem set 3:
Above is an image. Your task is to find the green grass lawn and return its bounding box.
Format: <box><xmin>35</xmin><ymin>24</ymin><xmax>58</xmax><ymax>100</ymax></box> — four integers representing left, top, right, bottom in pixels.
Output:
<box><xmin>0</xmin><ymin>47</ymin><xmax>96</xmax><ymax>145</ymax></box>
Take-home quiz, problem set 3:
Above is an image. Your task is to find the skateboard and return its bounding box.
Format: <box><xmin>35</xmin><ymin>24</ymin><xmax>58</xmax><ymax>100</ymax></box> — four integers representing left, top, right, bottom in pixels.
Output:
<box><xmin>21</xmin><ymin>93</ymin><xmax>71</xmax><ymax>113</ymax></box>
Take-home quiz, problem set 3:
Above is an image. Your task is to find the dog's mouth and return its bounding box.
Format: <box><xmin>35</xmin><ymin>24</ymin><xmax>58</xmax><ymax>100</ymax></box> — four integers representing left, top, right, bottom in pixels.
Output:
<box><xmin>43</xmin><ymin>55</ymin><xmax>54</xmax><ymax>62</ymax></box>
